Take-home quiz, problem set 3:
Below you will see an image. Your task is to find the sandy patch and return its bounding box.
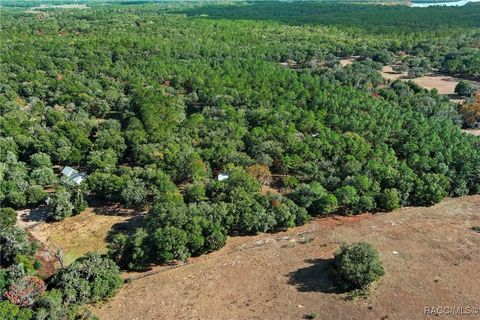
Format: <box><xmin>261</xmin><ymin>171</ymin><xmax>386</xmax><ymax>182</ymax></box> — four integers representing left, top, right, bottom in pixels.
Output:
<box><xmin>340</xmin><ymin>57</ymin><xmax>356</xmax><ymax>67</ymax></box>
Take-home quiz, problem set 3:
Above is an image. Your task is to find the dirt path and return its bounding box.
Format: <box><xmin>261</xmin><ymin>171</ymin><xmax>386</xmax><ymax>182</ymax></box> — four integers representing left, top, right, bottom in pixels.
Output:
<box><xmin>95</xmin><ymin>196</ymin><xmax>480</xmax><ymax>320</ymax></box>
<box><xmin>462</xmin><ymin>129</ymin><xmax>480</xmax><ymax>136</ymax></box>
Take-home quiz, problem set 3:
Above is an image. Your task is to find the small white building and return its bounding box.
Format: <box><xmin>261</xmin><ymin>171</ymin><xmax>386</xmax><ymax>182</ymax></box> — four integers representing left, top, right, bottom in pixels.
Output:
<box><xmin>61</xmin><ymin>166</ymin><xmax>86</xmax><ymax>185</ymax></box>
<box><xmin>217</xmin><ymin>173</ymin><xmax>229</xmax><ymax>181</ymax></box>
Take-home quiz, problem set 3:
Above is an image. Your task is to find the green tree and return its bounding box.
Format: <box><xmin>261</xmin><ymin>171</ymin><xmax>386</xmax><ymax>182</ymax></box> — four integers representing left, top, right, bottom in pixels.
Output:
<box><xmin>121</xmin><ymin>178</ymin><xmax>147</xmax><ymax>208</ymax></box>
<box><xmin>52</xmin><ymin>253</ymin><xmax>123</xmax><ymax>305</ymax></box>
<box><xmin>0</xmin><ymin>227</ymin><xmax>37</xmax><ymax>267</ymax></box>
<box><xmin>87</xmin><ymin>149</ymin><xmax>118</xmax><ymax>173</ymax></box>
<box><xmin>151</xmin><ymin>226</ymin><xmax>190</xmax><ymax>262</ymax></box>
<box><xmin>377</xmin><ymin>188</ymin><xmax>400</xmax><ymax>211</ymax></box>
<box><xmin>0</xmin><ymin>208</ymin><xmax>17</xmax><ymax>230</ymax></box>
<box><xmin>334</xmin><ymin>242</ymin><xmax>385</xmax><ymax>289</ymax></box>
<box><xmin>48</xmin><ymin>188</ymin><xmax>74</xmax><ymax>221</ymax></box>
<box><xmin>0</xmin><ymin>300</ymin><xmax>33</xmax><ymax>320</ymax></box>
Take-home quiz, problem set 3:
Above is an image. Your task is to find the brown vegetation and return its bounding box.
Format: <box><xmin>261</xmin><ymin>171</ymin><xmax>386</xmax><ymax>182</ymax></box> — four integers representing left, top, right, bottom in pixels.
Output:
<box><xmin>459</xmin><ymin>92</ymin><xmax>480</xmax><ymax>127</ymax></box>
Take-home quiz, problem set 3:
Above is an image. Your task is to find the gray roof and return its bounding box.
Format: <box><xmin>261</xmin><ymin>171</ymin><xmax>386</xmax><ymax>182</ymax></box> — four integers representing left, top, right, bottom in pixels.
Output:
<box><xmin>61</xmin><ymin>166</ymin><xmax>86</xmax><ymax>185</ymax></box>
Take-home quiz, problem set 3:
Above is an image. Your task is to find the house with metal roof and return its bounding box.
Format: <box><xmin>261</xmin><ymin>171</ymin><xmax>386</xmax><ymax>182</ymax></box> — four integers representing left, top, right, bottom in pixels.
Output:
<box><xmin>61</xmin><ymin>166</ymin><xmax>87</xmax><ymax>185</ymax></box>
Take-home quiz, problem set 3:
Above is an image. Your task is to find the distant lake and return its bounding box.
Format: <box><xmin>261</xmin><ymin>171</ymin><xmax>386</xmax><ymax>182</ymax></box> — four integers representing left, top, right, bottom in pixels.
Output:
<box><xmin>411</xmin><ymin>0</ymin><xmax>480</xmax><ymax>7</ymax></box>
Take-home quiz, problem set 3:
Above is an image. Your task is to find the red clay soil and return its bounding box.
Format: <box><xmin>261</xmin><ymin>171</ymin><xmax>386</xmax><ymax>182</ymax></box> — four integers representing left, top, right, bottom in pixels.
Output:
<box><xmin>95</xmin><ymin>196</ymin><xmax>480</xmax><ymax>320</ymax></box>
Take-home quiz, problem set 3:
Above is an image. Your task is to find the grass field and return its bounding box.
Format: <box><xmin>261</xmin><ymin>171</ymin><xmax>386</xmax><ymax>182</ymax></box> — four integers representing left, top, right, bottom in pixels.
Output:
<box><xmin>20</xmin><ymin>206</ymin><xmax>141</xmax><ymax>266</ymax></box>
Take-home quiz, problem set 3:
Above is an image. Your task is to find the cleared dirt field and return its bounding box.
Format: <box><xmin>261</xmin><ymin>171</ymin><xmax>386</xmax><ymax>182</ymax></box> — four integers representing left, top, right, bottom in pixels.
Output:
<box><xmin>95</xmin><ymin>196</ymin><xmax>480</xmax><ymax>320</ymax></box>
<box><xmin>380</xmin><ymin>66</ymin><xmax>471</xmax><ymax>104</ymax></box>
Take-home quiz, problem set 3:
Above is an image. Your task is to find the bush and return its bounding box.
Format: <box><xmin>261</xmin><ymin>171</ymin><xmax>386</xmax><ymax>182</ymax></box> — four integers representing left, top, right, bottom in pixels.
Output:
<box><xmin>455</xmin><ymin>80</ymin><xmax>475</xmax><ymax>97</ymax></box>
<box><xmin>34</xmin><ymin>289</ymin><xmax>98</xmax><ymax>320</ymax></box>
<box><xmin>0</xmin><ymin>269</ymin><xmax>9</xmax><ymax>296</ymax></box>
<box><xmin>459</xmin><ymin>92</ymin><xmax>480</xmax><ymax>127</ymax></box>
<box><xmin>4</xmin><ymin>275</ymin><xmax>46</xmax><ymax>307</ymax></box>
<box><xmin>412</xmin><ymin>173</ymin><xmax>449</xmax><ymax>206</ymax></box>
<box><xmin>184</xmin><ymin>182</ymin><xmax>207</xmax><ymax>203</ymax></box>
<box><xmin>52</xmin><ymin>253</ymin><xmax>123</xmax><ymax>305</ymax></box>
<box><xmin>288</xmin><ymin>182</ymin><xmax>336</xmax><ymax>215</ymax></box>
<box><xmin>108</xmin><ymin>229</ymin><xmax>149</xmax><ymax>270</ymax></box>
<box><xmin>335</xmin><ymin>185</ymin><xmax>360</xmax><ymax>214</ymax></box>
<box><xmin>30</xmin><ymin>153</ymin><xmax>52</xmax><ymax>169</ymax></box>
<box><xmin>376</xmin><ymin>188</ymin><xmax>400</xmax><ymax>211</ymax></box>
<box><xmin>281</xmin><ymin>175</ymin><xmax>299</xmax><ymax>188</ymax></box>
<box><xmin>334</xmin><ymin>242</ymin><xmax>385</xmax><ymax>289</ymax></box>
<box><xmin>246</xmin><ymin>164</ymin><xmax>272</xmax><ymax>185</ymax></box>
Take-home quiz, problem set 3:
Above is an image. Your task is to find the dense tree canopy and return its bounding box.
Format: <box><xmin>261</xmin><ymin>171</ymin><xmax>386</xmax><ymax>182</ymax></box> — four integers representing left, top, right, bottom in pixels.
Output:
<box><xmin>1</xmin><ymin>0</ymin><xmax>480</xmax><ymax>295</ymax></box>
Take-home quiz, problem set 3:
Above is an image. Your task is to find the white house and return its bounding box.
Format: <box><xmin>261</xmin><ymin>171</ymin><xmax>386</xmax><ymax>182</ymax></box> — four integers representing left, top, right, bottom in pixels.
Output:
<box><xmin>61</xmin><ymin>166</ymin><xmax>86</xmax><ymax>185</ymax></box>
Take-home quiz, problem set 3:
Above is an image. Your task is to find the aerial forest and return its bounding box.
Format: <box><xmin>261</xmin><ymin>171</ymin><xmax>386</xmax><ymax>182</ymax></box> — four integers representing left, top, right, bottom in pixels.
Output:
<box><xmin>0</xmin><ymin>1</ymin><xmax>480</xmax><ymax>318</ymax></box>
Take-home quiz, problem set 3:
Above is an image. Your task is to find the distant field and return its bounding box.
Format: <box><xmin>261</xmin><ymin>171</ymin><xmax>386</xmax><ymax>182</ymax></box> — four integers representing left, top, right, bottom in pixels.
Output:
<box><xmin>380</xmin><ymin>65</ymin><xmax>473</xmax><ymax>104</ymax></box>
<box><xmin>95</xmin><ymin>196</ymin><xmax>480</xmax><ymax>320</ymax></box>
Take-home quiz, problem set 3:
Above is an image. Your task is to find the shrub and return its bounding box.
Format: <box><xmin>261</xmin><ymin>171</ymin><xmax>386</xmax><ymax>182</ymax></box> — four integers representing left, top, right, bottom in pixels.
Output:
<box><xmin>30</xmin><ymin>153</ymin><xmax>52</xmax><ymax>169</ymax></box>
<box><xmin>4</xmin><ymin>276</ymin><xmax>46</xmax><ymax>307</ymax></box>
<box><xmin>335</xmin><ymin>185</ymin><xmax>360</xmax><ymax>213</ymax></box>
<box><xmin>27</xmin><ymin>185</ymin><xmax>48</xmax><ymax>204</ymax></box>
<box><xmin>376</xmin><ymin>188</ymin><xmax>400</xmax><ymax>211</ymax></box>
<box><xmin>34</xmin><ymin>289</ymin><xmax>98</xmax><ymax>320</ymax></box>
<box><xmin>0</xmin><ymin>269</ymin><xmax>9</xmax><ymax>296</ymax></box>
<box><xmin>334</xmin><ymin>242</ymin><xmax>385</xmax><ymax>289</ymax></box>
<box><xmin>30</xmin><ymin>167</ymin><xmax>55</xmax><ymax>186</ymax></box>
<box><xmin>246</xmin><ymin>164</ymin><xmax>272</xmax><ymax>185</ymax></box>
<box><xmin>108</xmin><ymin>229</ymin><xmax>149</xmax><ymax>270</ymax></box>
<box><xmin>282</xmin><ymin>175</ymin><xmax>299</xmax><ymax>188</ymax></box>
<box><xmin>392</xmin><ymin>63</ymin><xmax>408</xmax><ymax>73</ymax></box>
<box><xmin>311</xmin><ymin>193</ymin><xmax>338</xmax><ymax>215</ymax></box>
<box><xmin>48</xmin><ymin>186</ymin><xmax>87</xmax><ymax>221</ymax></box>
<box><xmin>459</xmin><ymin>92</ymin><xmax>480</xmax><ymax>127</ymax></box>
<box><xmin>289</xmin><ymin>182</ymin><xmax>336</xmax><ymax>215</ymax></box>
<box><xmin>455</xmin><ymin>80</ymin><xmax>475</xmax><ymax>97</ymax></box>
<box><xmin>412</xmin><ymin>173</ymin><xmax>449</xmax><ymax>206</ymax></box>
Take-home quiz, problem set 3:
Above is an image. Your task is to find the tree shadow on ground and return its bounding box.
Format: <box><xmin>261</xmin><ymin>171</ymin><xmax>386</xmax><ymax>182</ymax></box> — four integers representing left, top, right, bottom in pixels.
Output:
<box><xmin>19</xmin><ymin>205</ymin><xmax>49</xmax><ymax>223</ymax></box>
<box><xmin>92</xmin><ymin>205</ymin><xmax>135</xmax><ymax>217</ymax></box>
<box><xmin>288</xmin><ymin>258</ymin><xmax>348</xmax><ymax>294</ymax></box>
<box><xmin>105</xmin><ymin>215</ymin><xmax>145</xmax><ymax>243</ymax></box>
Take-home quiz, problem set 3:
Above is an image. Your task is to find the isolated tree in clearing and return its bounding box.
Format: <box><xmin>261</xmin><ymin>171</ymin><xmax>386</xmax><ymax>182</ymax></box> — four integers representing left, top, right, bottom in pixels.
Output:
<box><xmin>334</xmin><ymin>242</ymin><xmax>385</xmax><ymax>290</ymax></box>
